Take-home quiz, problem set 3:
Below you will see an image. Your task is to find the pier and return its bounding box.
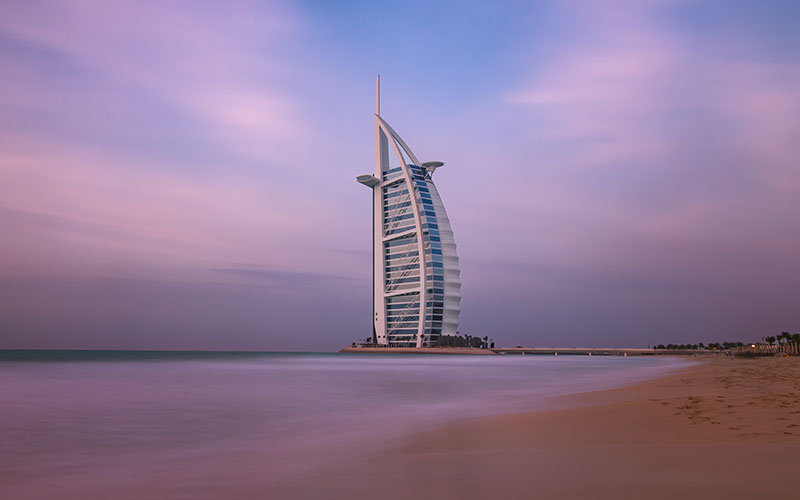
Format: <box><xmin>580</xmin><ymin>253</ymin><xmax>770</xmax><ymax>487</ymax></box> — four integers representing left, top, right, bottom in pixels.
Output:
<box><xmin>491</xmin><ymin>347</ymin><xmax>655</xmax><ymax>356</ymax></box>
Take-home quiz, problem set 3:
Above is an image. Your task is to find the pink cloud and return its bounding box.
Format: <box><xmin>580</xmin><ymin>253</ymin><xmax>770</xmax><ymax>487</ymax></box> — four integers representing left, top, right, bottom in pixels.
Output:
<box><xmin>494</xmin><ymin>0</ymin><xmax>800</xmax><ymax>264</ymax></box>
<box><xmin>0</xmin><ymin>1</ymin><xmax>374</xmax><ymax>285</ymax></box>
<box><xmin>506</xmin><ymin>1</ymin><xmax>800</xmax><ymax>192</ymax></box>
<box><xmin>0</xmin><ymin>0</ymin><xmax>304</xmax><ymax>160</ymax></box>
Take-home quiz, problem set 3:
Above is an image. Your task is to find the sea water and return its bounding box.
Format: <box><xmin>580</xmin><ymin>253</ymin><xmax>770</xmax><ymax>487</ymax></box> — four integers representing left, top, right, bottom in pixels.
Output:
<box><xmin>0</xmin><ymin>351</ymin><xmax>691</xmax><ymax>498</ymax></box>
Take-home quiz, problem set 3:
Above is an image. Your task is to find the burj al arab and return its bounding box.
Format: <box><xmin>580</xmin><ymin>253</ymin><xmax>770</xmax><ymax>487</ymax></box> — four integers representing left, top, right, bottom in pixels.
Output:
<box><xmin>357</xmin><ymin>77</ymin><xmax>461</xmax><ymax>348</ymax></box>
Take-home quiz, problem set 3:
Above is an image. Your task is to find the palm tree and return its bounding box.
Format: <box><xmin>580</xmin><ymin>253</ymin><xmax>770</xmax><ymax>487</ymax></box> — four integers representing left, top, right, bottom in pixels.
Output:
<box><xmin>780</xmin><ymin>332</ymin><xmax>791</xmax><ymax>344</ymax></box>
<box><xmin>765</xmin><ymin>336</ymin><xmax>777</xmax><ymax>346</ymax></box>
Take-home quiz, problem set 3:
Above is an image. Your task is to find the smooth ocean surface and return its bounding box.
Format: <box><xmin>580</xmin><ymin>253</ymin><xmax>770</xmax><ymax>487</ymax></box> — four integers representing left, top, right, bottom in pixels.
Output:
<box><xmin>0</xmin><ymin>351</ymin><xmax>692</xmax><ymax>497</ymax></box>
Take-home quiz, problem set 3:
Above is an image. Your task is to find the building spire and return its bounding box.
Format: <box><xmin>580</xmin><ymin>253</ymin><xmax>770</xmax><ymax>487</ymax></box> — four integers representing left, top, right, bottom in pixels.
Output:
<box><xmin>376</xmin><ymin>74</ymin><xmax>380</xmax><ymax>116</ymax></box>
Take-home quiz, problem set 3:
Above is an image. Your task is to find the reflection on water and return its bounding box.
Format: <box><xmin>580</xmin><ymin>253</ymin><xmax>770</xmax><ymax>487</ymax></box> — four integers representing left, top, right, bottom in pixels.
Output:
<box><xmin>0</xmin><ymin>352</ymin><xmax>689</xmax><ymax>498</ymax></box>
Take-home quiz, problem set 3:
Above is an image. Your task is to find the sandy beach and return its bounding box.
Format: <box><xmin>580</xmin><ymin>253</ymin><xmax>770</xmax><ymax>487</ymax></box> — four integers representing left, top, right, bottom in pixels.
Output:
<box><xmin>274</xmin><ymin>356</ymin><xmax>800</xmax><ymax>499</ymax></box>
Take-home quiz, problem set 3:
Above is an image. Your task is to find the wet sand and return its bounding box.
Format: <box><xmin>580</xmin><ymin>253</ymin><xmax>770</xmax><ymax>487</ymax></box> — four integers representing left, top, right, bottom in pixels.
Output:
<box><xmin>274</xmin><ymin>356</ymin><xmax>800</xmax><ymax>499</ymax></box>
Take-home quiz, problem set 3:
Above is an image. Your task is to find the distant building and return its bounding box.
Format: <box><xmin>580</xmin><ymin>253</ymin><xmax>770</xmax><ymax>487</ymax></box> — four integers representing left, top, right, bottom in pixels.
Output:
<box><xmin>357</xmin><ymin>77</ymin><xmax>461</xmax><ymax>347</ymax></box>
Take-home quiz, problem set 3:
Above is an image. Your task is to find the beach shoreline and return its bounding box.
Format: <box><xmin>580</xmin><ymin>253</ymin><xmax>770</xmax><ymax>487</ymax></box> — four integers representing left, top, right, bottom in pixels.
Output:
<box><xmin>273</xmin><ymin>356</ymin><xmax>800</xmax><ymax>499</ymax></box>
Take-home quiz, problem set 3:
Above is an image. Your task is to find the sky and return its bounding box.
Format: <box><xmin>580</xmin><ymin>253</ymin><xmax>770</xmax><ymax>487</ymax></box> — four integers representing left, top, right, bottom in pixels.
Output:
<box><xmin>1</xmin><ymin>0</ymin><xmax>799</xmax><ymax>351</ymax></box>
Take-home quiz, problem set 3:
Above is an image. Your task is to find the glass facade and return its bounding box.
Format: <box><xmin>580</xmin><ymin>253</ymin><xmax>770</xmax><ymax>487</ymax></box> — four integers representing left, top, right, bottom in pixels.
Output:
<box><xmin>381</xmin><ymin>161</ymin><xmax>454</xmax><ymax>346</ymax></box>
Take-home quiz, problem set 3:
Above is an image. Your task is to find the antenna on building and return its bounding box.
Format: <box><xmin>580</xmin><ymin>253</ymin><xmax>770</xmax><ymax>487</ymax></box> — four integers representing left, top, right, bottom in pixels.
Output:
<box><xmin>376</xmin><ymin>74</ymin><xmax>380</xmax><ymax>116</ymax></box>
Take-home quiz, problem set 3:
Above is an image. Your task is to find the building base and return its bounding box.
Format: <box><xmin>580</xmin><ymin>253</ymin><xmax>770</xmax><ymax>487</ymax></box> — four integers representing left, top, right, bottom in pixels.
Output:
<box><xmin>339</xmin><ymin>346</ymin><xmax>496</xmax><ymax>355</ymax></box>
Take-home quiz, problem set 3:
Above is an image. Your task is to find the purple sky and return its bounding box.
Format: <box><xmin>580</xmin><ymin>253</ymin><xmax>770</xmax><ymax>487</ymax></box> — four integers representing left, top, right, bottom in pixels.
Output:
<box><xmin>1</xmin><ymin>0</ymin><xmax>798</xmax><ymax>350</ymax></box>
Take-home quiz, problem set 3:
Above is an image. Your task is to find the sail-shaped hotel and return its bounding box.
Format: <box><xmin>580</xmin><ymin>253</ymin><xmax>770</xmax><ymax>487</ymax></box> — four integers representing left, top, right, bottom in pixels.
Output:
<box><xmin>357</xmin><ymin>77</ymin><xmax>461</xmax><ymax>347</ymax></box>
